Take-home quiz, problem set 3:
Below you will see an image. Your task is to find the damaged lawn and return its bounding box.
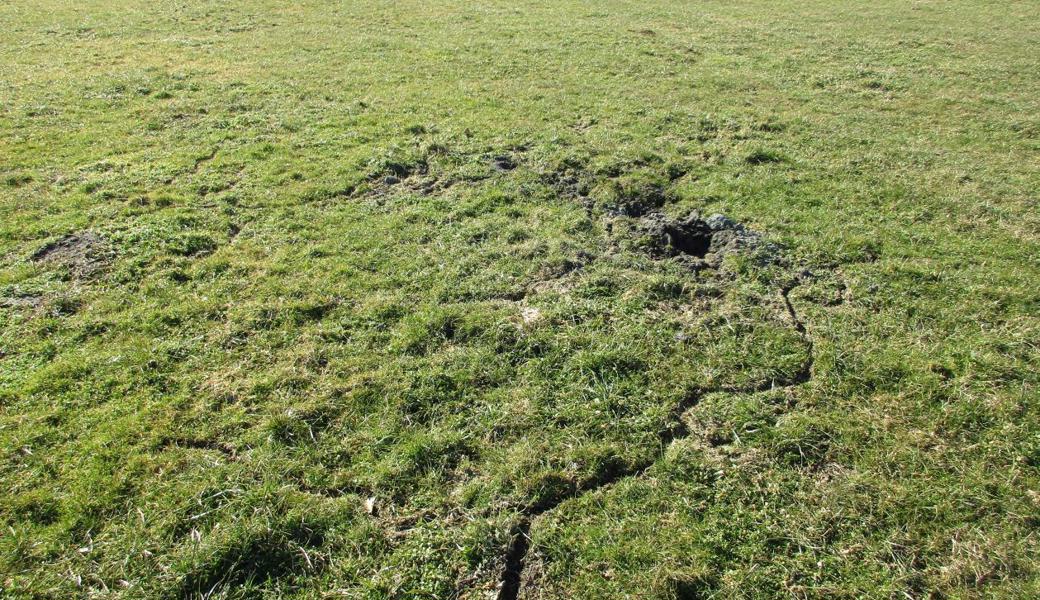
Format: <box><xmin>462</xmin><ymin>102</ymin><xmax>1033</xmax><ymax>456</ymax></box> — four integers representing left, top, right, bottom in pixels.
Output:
<box><xmin>1</xmin><ymin>0</ymin><xmax>1039</xmax><ymax>599</ymax></box>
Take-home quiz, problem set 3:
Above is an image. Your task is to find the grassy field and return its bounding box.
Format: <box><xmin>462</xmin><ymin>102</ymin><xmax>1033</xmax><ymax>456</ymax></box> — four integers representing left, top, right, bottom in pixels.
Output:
<box><xmin>2</xmin><ymin>0</ymin><xmax>1039</xmax><ymax>598</ymax></box>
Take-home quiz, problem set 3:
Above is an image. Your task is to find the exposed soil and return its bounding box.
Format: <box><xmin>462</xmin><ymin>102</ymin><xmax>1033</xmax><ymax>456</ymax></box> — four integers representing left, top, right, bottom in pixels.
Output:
<box><xmin>491</xmin><ymin>156</ymin><xmax>517</xmax><ymax>172</ymax></box>
<box><xmin>30</xmin><ymin>231</ymin><xmax>111</xmax><ymax>278</ymax></box>
<box><xmin>637</xmin><ymin>212</ymin><xmax>778</xmax><ymax>269</ymax></box>
<box><xmin>0</xmin><ymin>293</ymin><xmax>44</xmax><ymax>310</ymax></box>
<box><xmin>363</xmin><ymin>158</ymin><xmax>455</xmax><ymax>198</ymax></box>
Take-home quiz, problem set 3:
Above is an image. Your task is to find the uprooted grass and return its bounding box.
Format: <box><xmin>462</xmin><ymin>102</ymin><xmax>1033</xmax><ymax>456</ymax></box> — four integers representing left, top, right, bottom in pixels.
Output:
<box><xmin>2</xmin><ymin>0</ymin><xmax>1039</xmax><ymax>598</ymax></box>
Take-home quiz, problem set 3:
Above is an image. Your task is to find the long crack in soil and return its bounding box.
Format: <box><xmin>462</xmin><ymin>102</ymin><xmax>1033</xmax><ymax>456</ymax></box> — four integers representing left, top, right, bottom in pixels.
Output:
<box><xmin>495</xmin><ymin>276</ymin><xmax>815</xmax><ymax>600</ymax></box>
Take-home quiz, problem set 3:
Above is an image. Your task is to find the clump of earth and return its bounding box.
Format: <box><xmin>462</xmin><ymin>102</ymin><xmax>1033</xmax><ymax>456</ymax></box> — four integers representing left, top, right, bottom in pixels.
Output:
<box><xmin>637</xmin><ymin>212</ymin><xmax>777</xmax><ymax>270</ymax></box>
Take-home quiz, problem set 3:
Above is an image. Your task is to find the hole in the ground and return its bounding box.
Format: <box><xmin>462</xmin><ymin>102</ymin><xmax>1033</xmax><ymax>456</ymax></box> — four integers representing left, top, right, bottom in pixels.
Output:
<box><xmin>665</xmin><ymin>221</ymin><xmax>713</xmax><ymax>257</ymax></box>
<box><xmin>492</xmin><ymin>156</ymin><xmax>517</xmax><ymax>171</ymax></box>
<box><xmin>637</xmin><ymin>212</ymin><xmax>775</xmax><ymax>268</ymax></box>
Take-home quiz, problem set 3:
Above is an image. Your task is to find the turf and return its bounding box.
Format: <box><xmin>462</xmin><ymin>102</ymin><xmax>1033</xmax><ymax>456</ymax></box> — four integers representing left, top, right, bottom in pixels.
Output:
<box><xmin>1</xmin><ymin>0</ymin><xmax>1039</xmax><ymax>598</ymax></box>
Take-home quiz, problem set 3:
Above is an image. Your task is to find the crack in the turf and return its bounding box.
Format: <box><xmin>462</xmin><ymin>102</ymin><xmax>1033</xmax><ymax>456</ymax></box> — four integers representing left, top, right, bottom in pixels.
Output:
<box><xmin>191</xmin><ymin>146</ymin><xmax>220</xmax><ymax>173</ymax></box>
<box><xmin>495</xmin><ymin>277</ymin><xmax>815</xmax><ymax>600</ymax></box>
<box><xmin>159</xmin><ymin>437</ymin><xmax>238</xmax><ymax>460</ymax></box>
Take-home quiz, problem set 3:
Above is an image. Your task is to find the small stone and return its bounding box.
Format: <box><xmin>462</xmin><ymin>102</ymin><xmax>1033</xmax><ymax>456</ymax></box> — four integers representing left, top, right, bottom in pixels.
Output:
<box><xmin>383</xmin><ymin>176</ymin><xmax>401</xmax><ymax>185</ymax></box>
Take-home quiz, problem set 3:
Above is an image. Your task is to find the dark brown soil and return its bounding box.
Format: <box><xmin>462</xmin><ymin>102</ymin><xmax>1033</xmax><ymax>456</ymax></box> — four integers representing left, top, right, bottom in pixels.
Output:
<box><xmin>637</xmin><ymin>212</ymin><xmax>778</xmax><ymax>269</ymax></box>
<box><xmin>31</xmin><ymin>231</ymin><xmax>111</xmax><ymax>278</ymax></box>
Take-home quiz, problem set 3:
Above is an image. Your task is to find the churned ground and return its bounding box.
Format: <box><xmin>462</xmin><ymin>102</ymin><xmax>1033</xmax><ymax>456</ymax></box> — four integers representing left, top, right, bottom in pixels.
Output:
<box><xmin>1</xmin><ymin>1</ymin><xmax>1038</xmax><ymax>598</ymax></box>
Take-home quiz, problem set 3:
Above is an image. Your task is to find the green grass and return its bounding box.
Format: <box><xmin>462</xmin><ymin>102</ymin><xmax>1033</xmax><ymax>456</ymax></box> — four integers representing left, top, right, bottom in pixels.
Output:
<box><xmin>2</xmin><ymin>0</ymin><xmax>1039</xmax><ymax>598</ymax></box>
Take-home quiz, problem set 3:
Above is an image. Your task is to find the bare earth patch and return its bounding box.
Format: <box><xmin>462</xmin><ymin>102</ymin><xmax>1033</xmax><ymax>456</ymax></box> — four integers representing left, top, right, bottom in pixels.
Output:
<box><xmin>30</xmin><ymin>231</ymin><xmax>111</xmax><ymax>278</ymax></box>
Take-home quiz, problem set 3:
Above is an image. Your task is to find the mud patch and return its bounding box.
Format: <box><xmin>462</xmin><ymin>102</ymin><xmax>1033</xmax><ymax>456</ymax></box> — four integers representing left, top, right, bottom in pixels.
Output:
<box><xmin>362</xmin><ymin>157</ymin><xmax>454</xmax><ymax>198</ymax></box>
<box><xmin>371</xmin><ymin>157</ymin><xmax>428</xmax><ymax>183</ymax></box>
<box><xmin>539</xmin><ymin>158</ymin><xmax>593</xmax><ymax>204</ymax></box>
<box><xmin>0</xmin><ymin>293</ymin><xmax>44</xmax><ymax>310</ymax></box>
<box><xmin>497</xmin><ymin>519</ymin><xmax>531</xmax><ymax>600</ymax></box>
<box><xmin>637</xmin><ymin>212</ymin><xmax>778</xmax><ymax>270</ymax></box>
<box><xmin>491</xmin><ymin>155</ymin><xmax>517</xmax><ymax>172</ymax></box>
<box><xmin>534</xmin><ymin>158</ymin><xmax>778</xmax><ymax>269</ymax></box>
<box><xmin>31</xmin><ymin>232</ymin><xmax>111</xmax><ymax>278</ymax></box>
